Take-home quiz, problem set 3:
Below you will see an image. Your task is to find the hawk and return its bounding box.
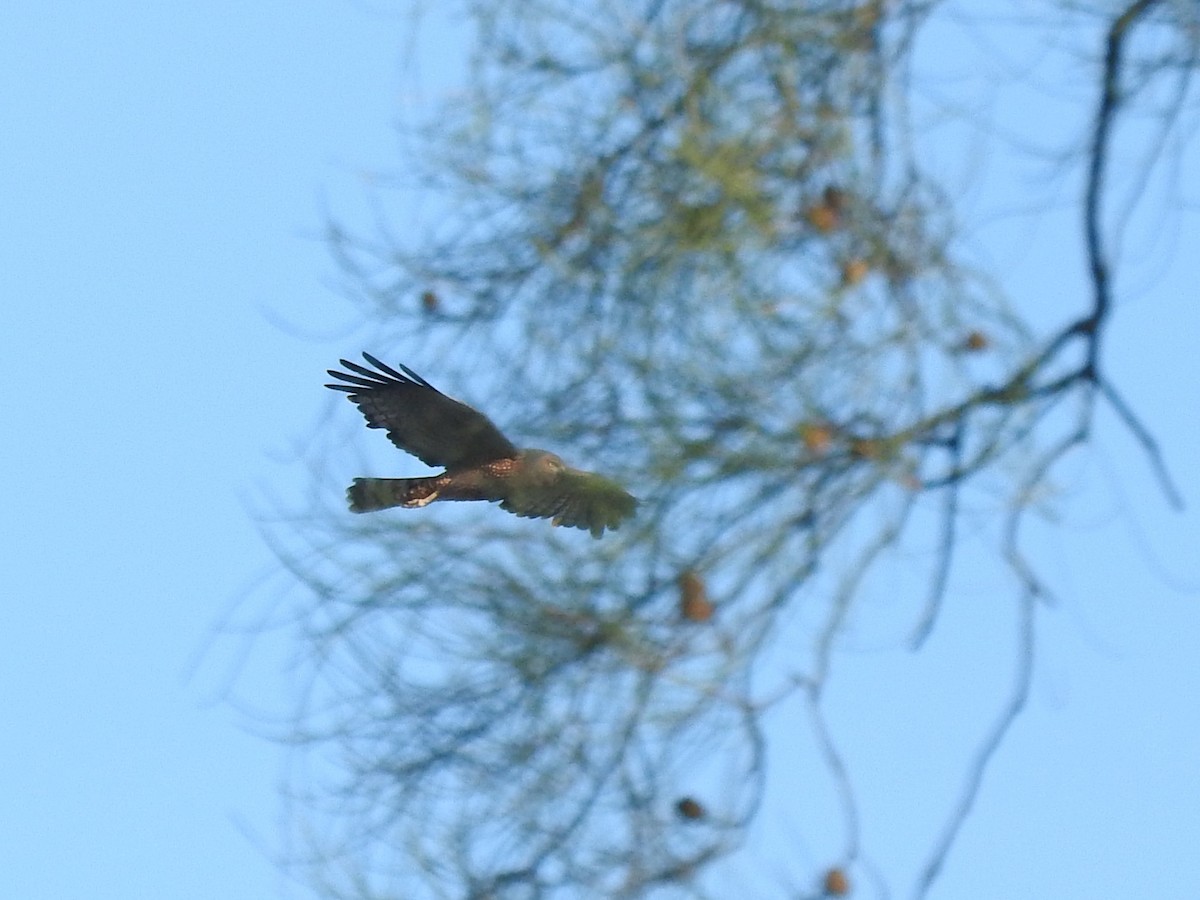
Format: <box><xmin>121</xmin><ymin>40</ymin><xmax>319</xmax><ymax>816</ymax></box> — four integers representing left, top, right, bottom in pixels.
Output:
<box><xmin>325</xmin><ymin>353</ymin><xmax>638</xmax><ymax>538</ymax></box>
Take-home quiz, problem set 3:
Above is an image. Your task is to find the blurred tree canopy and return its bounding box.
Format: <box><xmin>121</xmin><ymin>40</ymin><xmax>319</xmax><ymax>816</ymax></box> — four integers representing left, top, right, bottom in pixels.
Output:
<box><xmin>278</xmin><ymin>1</ymin><xmax>1197</xmax><ymax>897</ymax></box>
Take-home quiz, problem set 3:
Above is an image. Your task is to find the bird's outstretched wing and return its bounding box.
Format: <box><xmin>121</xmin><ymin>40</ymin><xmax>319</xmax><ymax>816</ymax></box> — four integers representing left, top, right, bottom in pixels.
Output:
<box><xmin>326</xmin><ymin>353</ymin><xmax>520</xmax><ymax>469</ymax></box>
<box><xmin>500</xmin><ymin>468</ymin><xmax>638</xmax><ymax>538</ymax></box>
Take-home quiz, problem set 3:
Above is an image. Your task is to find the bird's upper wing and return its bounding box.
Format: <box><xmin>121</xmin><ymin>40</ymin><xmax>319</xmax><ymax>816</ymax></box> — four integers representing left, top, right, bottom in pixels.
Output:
<box><xmin>326</xmin><ymin>354</ymin><xmax>520</xmax><ymax>469</ymax></box>
<box><xmin>500</xmin><ymin>468</ymin><xmax>638</xmax><ymax>538</ymax></box>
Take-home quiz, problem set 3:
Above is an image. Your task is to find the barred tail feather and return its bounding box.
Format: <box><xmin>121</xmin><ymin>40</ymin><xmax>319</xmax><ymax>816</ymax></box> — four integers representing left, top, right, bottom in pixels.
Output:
<box><xmin>347</xmin><ymin>477</ymin><xmax>441</xmax><ymax>513</ymax></box>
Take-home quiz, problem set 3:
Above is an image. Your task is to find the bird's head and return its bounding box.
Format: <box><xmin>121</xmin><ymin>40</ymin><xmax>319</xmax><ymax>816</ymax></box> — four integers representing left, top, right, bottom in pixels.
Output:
<box><xmin>521</xmin><ymin>449</ymin><xmax>569</xmax><ymax>484</ymax></box>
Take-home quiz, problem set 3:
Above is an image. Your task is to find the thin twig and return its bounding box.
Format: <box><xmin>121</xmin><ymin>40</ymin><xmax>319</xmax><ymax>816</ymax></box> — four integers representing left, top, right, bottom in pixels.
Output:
<box><xmin>1098</xmin><ymin>378</ymin><xmax>1185</xmax><ymax>510</ymax></box>
<box><xmin>910</xmin><ymin>426</ymin><xmax>963</xmax><ymax>649</ymax></box>
<box><xmin>912</xmin><ymin>591</ymin><xmax>1035</xmax><ymax>900</ymax></box>
<box><xmin>806</xmin><ymin>686</ymin><xmax>862</xmax><ymax>861</ymax></box>
<box><xmin>1084</xmin><ymin>0</ymin><xmax>1164</xmax><ymax>362</ymax></box>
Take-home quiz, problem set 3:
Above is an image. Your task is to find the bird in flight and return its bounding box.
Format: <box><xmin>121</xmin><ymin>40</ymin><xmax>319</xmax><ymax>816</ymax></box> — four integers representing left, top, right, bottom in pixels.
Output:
<box><xmin>325</xmin><ymin>353</ymin><xmax>638</xmax><ymax>538</ymax></box>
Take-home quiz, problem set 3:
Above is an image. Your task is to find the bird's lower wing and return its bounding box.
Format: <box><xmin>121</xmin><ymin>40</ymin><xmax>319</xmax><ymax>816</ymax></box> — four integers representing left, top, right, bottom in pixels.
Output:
<box><xmin>501</xmin><ymin>469</ymin><xmax>637</xmax><ymax>538</ymax></box>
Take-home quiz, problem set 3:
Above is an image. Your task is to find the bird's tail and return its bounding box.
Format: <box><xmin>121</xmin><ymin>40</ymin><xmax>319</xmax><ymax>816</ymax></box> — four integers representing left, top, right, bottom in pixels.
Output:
<box><xmin>346</xmin><ymin>477</ymin><xmax>442</xmax><ymax>513</ymax></box>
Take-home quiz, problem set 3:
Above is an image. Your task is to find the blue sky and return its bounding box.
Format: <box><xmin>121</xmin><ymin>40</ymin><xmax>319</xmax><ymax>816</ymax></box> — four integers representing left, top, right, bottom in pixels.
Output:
<box><xmin>3</xmin><ymin>3</ymin><xmax>1198</xmax><ymax>899</ymax></box>
<box><xmin>2</xmin><ymin>4</ymin><xmax>407</xmax><ymax>897</ymax></box>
